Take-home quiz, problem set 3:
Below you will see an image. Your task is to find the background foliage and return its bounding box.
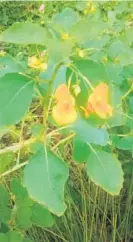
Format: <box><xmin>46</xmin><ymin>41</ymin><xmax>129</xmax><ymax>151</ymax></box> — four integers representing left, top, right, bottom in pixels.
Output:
<box><xmin>0</xmin><ymin>1</ymin><xmax>133</xmax><ymax>242</ymax></box>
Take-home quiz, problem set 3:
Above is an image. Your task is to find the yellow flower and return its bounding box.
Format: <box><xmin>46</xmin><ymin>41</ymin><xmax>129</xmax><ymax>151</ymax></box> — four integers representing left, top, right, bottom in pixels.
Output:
<box><xmin>28</xmin><ymin>56</ymin><xmax>47</xmax><ymax>71</ymax></box>
<box><xmin>0</xmin><ymin>50</ymin><xmax>6</xmax><ymax>57</ymax></box>
<box><xmin>52</xmin><ymin>84</ymin><xmax>77</xmax><ymax>125</ymax></box>
<box><xmin>61</xmin><ymin>33</ymin><xmax>69</xmax><ymax>40</ymax></box>
<box><xmin>89</xmin><ymin>6</ymin><xmax>96</xmax><ymax>13</ymax></box>
<box><xmin>86</xmin><ymin>82</ymin><xmax>113</xmax><ymax>119</ymax></box>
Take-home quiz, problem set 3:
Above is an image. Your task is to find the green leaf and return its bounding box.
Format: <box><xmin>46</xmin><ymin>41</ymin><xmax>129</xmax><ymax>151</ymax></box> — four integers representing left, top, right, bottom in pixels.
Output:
<box><xmin>0</xmin><ymin>153</ymin><xmax>15</xmax><ymax>174</ymax></box>
<box><xmin>48</xmin><ymin>39</ymin><xmax>73</xmax><ymax>64</ymax></box>
<box><xmin>0</xmin><ymin>233</ymin><xmax>8</xmax><ymax>242</ymax></box>
<box><xmin>0</xmin><ymin>221</ymin><xmax>9</xmax><ymax>234</ymax></box>
<box><xmin>125</xmin><ymin>26</ymin><xmax>133</xmax><ymax>43</ymax></box>
<box><xmin>31</xmin><ymin>203</ymin><xmax>54</xmax><ymax>227</ymax></box>
<box><xmin>70</xmin><ymin>20</ymin><xmax>106</xmax><ymax>43</ymax></box>
<box><xmin>107</xmin><ymin>40</ymin><xmax>125</xmax><ymax>59</ymax></box>
<box><xmin>23</xmin><ymin>148</ymin><xmax>69</xmax><ymax>216</ymax></box>
<box><xmin>0</xmin><ymin>22</ymin><xmax>50</xmax><ymax>45</ymax></box>
<box><xmin>116</xmin><ymin>137</ymin><xmax>133</xmax><ymax>150</ymax></box>
<box><xmin>16</xmin><ymin>206</ymin><xmax>32</xmax><ymax>229</ymax></box>
<box><xmin>11</xmin><ymin>179</ymin><xmax>33</xmax><ymax>207</ymax></box>
<box><xmin>0</xmin><ymin>55</ymin><xmax>24</xmax><ymax>78</ymax></box>
<box><xmin>7</xmin><ymin>231</ymin><xmax>23</xmax><ymax>242</ymax></box>
<box><xmin>129</xmin><ymin>96</ymin><xmax>133</xmax><ymax>112</ymax></box>
<box><xmin>86</xmin><ymin>151</ymin><xmax>123</xmax><ymax>195</ymax></box>
<box><xmin>74</xmin><ymin>60</ymin><xmax>109</xmax><ymax>86</ymax></box>
<box><xmin>52</xmin><ymin>8</ymin><xmax>79</xmax><ymax>32</ymax></box>
<box><xmin>0</xmin><ymin>73</ymin><xmax>34</xmax><ymax>126</ymax></box>
<box><xmin>0</xmin><ymin>185</ymin><xmax>11</xmax><ymax>223</ymax></box>
<box><xmin>52</xmin><ymin>65</ymin><xmax>66</xmax><ymax>91</ymax></box>
<box><xmin>73</xmin><ymin>138</ymin><xmax>90</xmax><ymax>164</ymax></box>
<box><xmin>108</xmin><ymin>85</ymin><xmax>124</xmax><ymax>127</ymax></box>
<box><xmin>72</xmin><ymin>118</ymin><xmax>109</xmax><ymax>146</ymax></box>
<box><xmin>23</xmin><ymin>238</ymin><xmax>33</xmax><ymax>242</ymax></box>
<box><xmin>104</xmin><ymin>62</ymin><xmax>122</xmax><ymax>84</ymax></box>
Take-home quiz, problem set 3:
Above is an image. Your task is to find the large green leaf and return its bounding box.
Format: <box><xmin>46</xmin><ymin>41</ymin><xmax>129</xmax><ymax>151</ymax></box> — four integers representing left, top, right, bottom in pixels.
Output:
<box><xmin>86</xmin><ymin>151</ymin><xmax>123</xmax><ymax>195</ymax></box>
<box><xmin>116</xmin><ymin>137</ymin><xmax>133</xmax><ymax>151</ymax></box>
<box><xmin>0</xmin><ymin>22</ymin><xmax>50</xmax><ymax>45</ymax></box>
<box><xmin>0</xmin><ymin>185</ymin><xmax>11</xmax><ymax>223</ymax></box>
<box><xmin>31</xmin><ymin>203</ymin><xmax>54</xmax><ymax>227</ymax></box>
<box><xmin>48</xmin><ymin>39</ymin><xmax>73</xmax><ymax>63</ymax></box>
<box><xmin>15</xmin><ymin>206</ymin><xmax>32</xmax><ymax>229</ymax></box>
<box><xmin>7</xmin><ymin>231</ymin><xmax>23</xmax><ymax>242</ymax></box>
<box><xmin>0</xmin><ymin>233</ymin><xmax>8</xmax><ymax>242</ymax></box>
<box><xmin>108</xmin><ymin>85</ymin><xmax>124</xmax><ymax>127</ymax></box>
<box><xmin>23</xmin><ymin>148</ymin><xmax>69</xmax><ymax>216</ymax></box>
<box><xmin>11</xmin><ymin>179</ymin><xmax>33</xmax><ymax>207</ymax></box>
<box><xmin>0</xmin><ymin>73</ymin><xmax>34</xmax><ymax>126</ymax></box>
<box><xmin>70</xmin><ymin>20</ymin><xmax>106</xmax><ymax>43</ymax></box>
<box><xmin>52</xmin><ymin>8</ymin><xmax>79</xmax><ymax>32</ymax></box>
<box><xmin>73</xmin><ymin>138</ymin><xmax>90</xmax><ymax>164</ymax></box>
<box><xmin>74</xmin><ymin>60</ymin><xmax>109</xmax><ymax>86</ymax></box>
<box><xmin>72</xmin><ymin>118</ymin><xmax>109</xmax><ymax>146</ymax></box>
<box><xmin>52</xmin><ymin>65</ymin><xmax>67</xmax><ymax>91</ymax></box>
<box><xmin>0</xmin><ymin>55</ymin><xmax>25</xmax><ymax>78</ymax></box>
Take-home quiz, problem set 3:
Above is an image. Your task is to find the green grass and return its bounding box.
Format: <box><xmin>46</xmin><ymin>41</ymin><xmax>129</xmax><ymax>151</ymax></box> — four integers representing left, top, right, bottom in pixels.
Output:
<box><xmin>26</xmin><ymin>156</ymin><xmax>133</xmax><ymax>242</ymax></box>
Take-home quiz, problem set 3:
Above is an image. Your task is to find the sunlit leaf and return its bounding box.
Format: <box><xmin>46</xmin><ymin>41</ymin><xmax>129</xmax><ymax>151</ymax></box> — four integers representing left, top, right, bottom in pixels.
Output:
<box><xmin>24</xmin><ymin>148</ymin><xmax>69</xmax><ymax>216</ymax></box>
<box><xmin>72</xmin><ymin>118</ymin><xmax>109</xmax><ymax>146</ymax></box>
<box><xmin>31</xmin><ymin>203</ymin><xmax>54</xmax><ymax>227</ymax></box>
<box><xmin>73</xmin><ymin>138</ymin><xmax>90</xmax><ymax>164</ymax></box>
<box><xmin>0</xmin><ymin>22</ymin><xmax>50</xmax><ymax>45</ymax></box>
<box><xmin>86</xmin><ymin>151</ymin><xmax>123</xmax><ymax>195</ymax></box>
<box><xmin>0</xmin><ymin>73</ymin><xmax>34</xmax><ymax>126</ymax></box>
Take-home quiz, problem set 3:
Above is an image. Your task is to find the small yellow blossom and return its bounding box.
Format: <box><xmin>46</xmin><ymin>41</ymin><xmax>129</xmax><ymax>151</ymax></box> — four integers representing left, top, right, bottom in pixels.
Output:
<box><xmin>77</xmin><ymin>49</ymin><xmax>86</xmax><ymax>58</ymax></box>
<box><xmin>0</xmin><ymin>50</ymin><xmax>6</xmax><ymax>57</ymax></box>
<box><xmin>61</xmin><ymin>33</ymin><xmax>69</xmax><ymax>40</ymax></box>
<box><xmin>89</xmin><ymin>6</ymin><xmax>96</xmax><ymax>13</ymax></box>
<box><xmin>28</xmin><ymin>56</ymin><xmax>47</xmax><ymax>71</ymax></box>
<box><xmin>103</xmin><ymin>56</ymin><xmax>108</xmax><ymax>63</ymax></box>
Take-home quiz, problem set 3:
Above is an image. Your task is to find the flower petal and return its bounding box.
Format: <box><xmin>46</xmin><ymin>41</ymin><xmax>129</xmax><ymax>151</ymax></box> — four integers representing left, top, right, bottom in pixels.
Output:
<box><xmin>52</xmin><ymin>101</ymin><xmax>77</xmax><ymax>125</ymax></box>
<box><xmin>54</xmin><ymin>84</ymin><xmax>74</xmax><ymax>104</ymax></box>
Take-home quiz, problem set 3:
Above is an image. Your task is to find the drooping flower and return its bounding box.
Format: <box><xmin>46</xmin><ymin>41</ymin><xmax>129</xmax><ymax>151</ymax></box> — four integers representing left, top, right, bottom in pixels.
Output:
<box><xmin>52</xmin><ymin>84</ymin><xmax>77</xmax><ymax>125</ymax></box>
<box><xmin>54</xmin><ymin>84</ymin><xmax>75</xmax><ymax>105</ymax></box>
<box><xmin>52</xmin><ymin>101</ymin><xmax>77</xmax><ymax>125</ymax></box>
<box><xmin>28</xmin><ymin>56</ymin><xmax>47</xmax><ymax>71</ymax></box>
<box><xmin>85</xmin><ymin>82</ymin><xmax>113</xmax><ymax>119</ymax></box>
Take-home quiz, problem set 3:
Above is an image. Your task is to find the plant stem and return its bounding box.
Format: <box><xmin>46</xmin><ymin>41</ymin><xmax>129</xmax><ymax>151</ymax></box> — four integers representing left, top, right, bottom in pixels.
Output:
<box><xmin>0</xmin><ymin>161</ymin><xmax>28</xmax><ymax>178</ymax></box>
<box><xmin>0</xmin><ymin>137</ymin><xmax>36</xmax><ymax>155</ymax></box>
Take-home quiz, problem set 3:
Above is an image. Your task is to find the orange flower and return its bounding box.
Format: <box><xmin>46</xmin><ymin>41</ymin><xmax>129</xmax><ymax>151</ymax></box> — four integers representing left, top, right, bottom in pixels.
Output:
<box><xmin>52</xmin><ymin>84</ymin><xmax>77</xmax><ymax>125</ymax></box>
<box><xmin>52</xmin><ymin>101</ymin><xmax>77</xmax><ymax>125</ymax></box>
<box><xmin>54</xmin><ymin>84</ymin><xmax>75</xmax><ymax>105</ymax></box>
<box><xmin>86</xmin><ymin>82</ymin><xmax>113</xmax><ymax>119</ymax></box>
